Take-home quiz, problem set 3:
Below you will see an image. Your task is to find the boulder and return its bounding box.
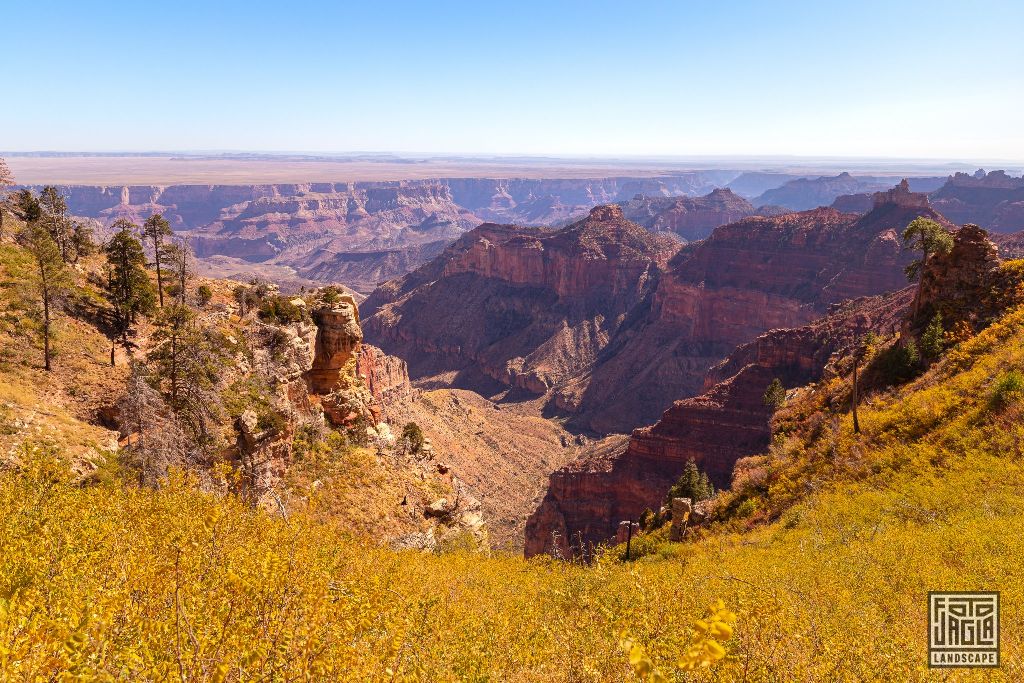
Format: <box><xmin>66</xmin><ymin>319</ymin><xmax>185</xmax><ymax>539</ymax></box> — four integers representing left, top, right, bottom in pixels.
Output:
<box><xmin>669</xmin><ymin>497</ymin><xmax>692</xmax><ymax>541</ymax></box>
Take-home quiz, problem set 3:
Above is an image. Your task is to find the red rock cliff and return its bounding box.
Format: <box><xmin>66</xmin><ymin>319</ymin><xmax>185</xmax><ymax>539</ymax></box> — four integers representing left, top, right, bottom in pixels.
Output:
<box><xmin>525</xmin><ymin>285</ymin><xmax>917</xmax><ymax>558</ymax></box>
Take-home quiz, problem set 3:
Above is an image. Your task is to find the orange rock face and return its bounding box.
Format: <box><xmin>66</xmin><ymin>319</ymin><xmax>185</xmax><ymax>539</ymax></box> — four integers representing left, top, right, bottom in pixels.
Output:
<box><xmin>363</xmin><ymin>206</ymin><xmax>680</xmax><ymax>401</ymax></box>
<box><xmin>357</xmin><ymin>344</ymin><xmax>413</xmax><ymax>406</ymax></box>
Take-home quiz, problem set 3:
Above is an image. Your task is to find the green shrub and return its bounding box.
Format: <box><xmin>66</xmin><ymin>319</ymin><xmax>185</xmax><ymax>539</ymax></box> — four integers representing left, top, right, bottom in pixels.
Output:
<box><xmin>989</xmin><ymin>370</ymin><xmax>1024</xmax><ymax>410</ymax></box>
<box><xmin>869</xmin><ymin>339</ymin><xmax>922</xmax><ymax>385</ymax></box>
<box><xmin>257</xmin><ymin>295</ymin><xmax>308</xmax><ymax>325</ymax></box>
<box><xmin>920</xmin><ymin>313</ymin><xmax>946</xmax><ymax>360</ymax></box>
<box><xmin>320</xmin><ymin>286</ymin><xmax>342</xmax><ymax>305</ymax></box>
<box><xmin>197</xmin><ymin>284</ymin><xmax>213</xmax><ymax>307</ymax></box>
<box><xmin>401</xmin><ymin>421</ymin><xmax>425</xmax><ymax>453</ymax></box>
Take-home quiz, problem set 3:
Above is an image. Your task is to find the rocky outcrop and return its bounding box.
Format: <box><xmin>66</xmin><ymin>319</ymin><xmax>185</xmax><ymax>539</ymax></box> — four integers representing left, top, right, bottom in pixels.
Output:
<box><xmin>368</xmin><ymin>184</ymin><xmax>949</xmax><ymax>435</ymax></box>
<box><xmin>618</xmin><ymin>188</ymin><xmax>757</xmax><ymax>241</ymax></box>
<box><xmin>754</xmin><ymin>174</ymin><xmax>945</xmax><ymax>211</ymax></box>
<box><xmin>35</xmin><ymin>173</ymin><xmax>736</xmax><ymax>293</ymax></box>
<box><xmin>928</xmin><ymin>170</ymin><xmax>1024</xmax><ymax>232</ymax></box>
<box><xmin>357</xmin><ymin>344</ymin><xmax>413</xmax><ymax>406</ymax></box>
<box><xmin>525</xmin><ymin>364</ymin><xmax>774</xmax><ymax>558</ymax></box>
<box><xmin>524</xmin><ymin>284</ymin><xmax>918</xmax><ymax>558</ymax></box>
<box><xmin>830</xmin><ymin>193</ymin><xmax>875</xmax><ymax>214</ymax></box>
<box><xmin>304</xmin><ymin>296</ymin><xmax>364</xmax><ymax>394</ymax></box>
<box><xmin>550</xmin><ymin>182</ymin><xmax>947</xmax><ymax>433</ymax></box>
<box><xmin>914</xmin><ymin>223</ymin><xmax>1003</xmax><ymax>329</ymax></box>
<box><xmin>363</xmin><ymin>205</ymin><xmax>680</xmax><ymax>399</ymax></box>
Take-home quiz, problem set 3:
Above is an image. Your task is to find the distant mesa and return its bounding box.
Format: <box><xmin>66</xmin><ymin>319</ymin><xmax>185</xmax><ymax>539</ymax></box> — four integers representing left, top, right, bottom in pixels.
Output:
<box><xmin>928</xmin><ymin>169</ymin><xmax>1024</xmax><ymax>232</ymax></box>
<box><xmin>617</xmin><ymin>188</ymin><xmax>758</xmax><ymax>242</ymax></box>
<box><xmin>755</xmin><ymin>172</ymin><xmax>946</xmax><ymax>211</ymax></box>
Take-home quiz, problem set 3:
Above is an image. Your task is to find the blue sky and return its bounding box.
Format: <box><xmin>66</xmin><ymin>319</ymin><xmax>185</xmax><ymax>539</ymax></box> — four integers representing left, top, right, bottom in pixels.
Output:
<box><xmin>4</xmin><ymin>0</ymin><xmax>1022</xmax><ymax>159</ymax></box>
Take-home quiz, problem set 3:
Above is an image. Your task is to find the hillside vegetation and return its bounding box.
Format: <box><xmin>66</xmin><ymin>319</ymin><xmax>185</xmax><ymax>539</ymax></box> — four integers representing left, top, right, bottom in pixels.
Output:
<box><xmin>2</xmin><ymin>186</ymin><xmax>1022</xmax><ymax>679</ymax></box>
<box><xmin>4</xmin><ymin>293</ymin><xmax>1024</xmax><ymax>680</ymax></box>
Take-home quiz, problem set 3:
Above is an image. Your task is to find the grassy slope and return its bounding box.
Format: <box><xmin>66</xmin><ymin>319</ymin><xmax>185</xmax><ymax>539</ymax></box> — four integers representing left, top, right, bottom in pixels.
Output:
<box><xmin>3</xmin><ymin>295</ymin><xmax>1024</xmax><ymax>679</ymax></box>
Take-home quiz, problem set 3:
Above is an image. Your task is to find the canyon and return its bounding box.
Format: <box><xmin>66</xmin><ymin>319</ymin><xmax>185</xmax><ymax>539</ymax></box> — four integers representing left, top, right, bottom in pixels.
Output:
<box><xmin>616</xmin><ymin>188</ymin><xmax>763</xmax><ymax>241</ymax></box>
<box><xmin>928</xmin><ymin>169</ymin><xmax>1024</xmax><ymax>231</ymax></box>
<box><xmin>19</xmin><ymin>168</ymin><xmax>978</xmax><ymax>295</ymax></box>
<box><xmin>524</xmin><ymin>219</ymin><xmax>1005</xmax><ymax>557</ymax></box>
<box><xmin>365</xmin><ymin>181</ymin><xmax>946</xmax><ymax>436</ymax></box>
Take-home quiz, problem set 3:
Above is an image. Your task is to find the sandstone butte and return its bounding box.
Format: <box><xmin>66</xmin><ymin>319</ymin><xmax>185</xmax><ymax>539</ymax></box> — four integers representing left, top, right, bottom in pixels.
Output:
<box><xmin>928</xmin><ymin>169</ymin><xmax>1024</xmax><ymax>232</ymax></box>
<box><xmin>616</xmin><ymin>187</ymin><xmax>759</xmax><ymax>242</ymax></box>
<box><xmin>524</xmin><ymin>218</ymin><xmax>1005</xmax><ymax>558</ymax></box>
<box><xmin>364</xmin><ymin>180</ymin><xmax>950</xmax><ymax>435</ymax></box>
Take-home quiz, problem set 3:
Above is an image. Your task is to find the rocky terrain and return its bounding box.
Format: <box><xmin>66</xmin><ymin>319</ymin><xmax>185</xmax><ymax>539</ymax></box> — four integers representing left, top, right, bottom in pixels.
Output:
<box><xmin>362</xmin><ymin>205</ymin><xmax>680</xmax><ymax>399</ymax></box>
<box><xmin>928</xmin><ymin>169</ymin><xmax>1024</xmax><ymax>232</ymax></box>
<box><xmin>754</xmin><ymin>172</ymin><xmax>945</xmax><ymax>210</ymax></box>
<box><xmin>525</xmin><ymin>219</ymin><xmax>1000</xmax><ymax>558</ymax></box>
<box><xmin>24</xmin><ymin>173</ymin><xmax>735</xmax><ymax>293</ymax></box>
<box><xmin>368</xmin><ymin>180</ymin><xmax>947</xmax><ymax>438</ymax></box>
<box><xmin>616</xmin><ymin>188</ymin><xmax>759</xmax><ymax>241</ymax></box>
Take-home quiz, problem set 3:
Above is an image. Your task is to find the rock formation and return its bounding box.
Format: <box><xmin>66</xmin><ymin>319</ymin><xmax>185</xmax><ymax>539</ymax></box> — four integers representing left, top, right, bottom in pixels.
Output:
<box><xmin>617</xmin><ymin>188</ymin><xmax>757</xmax><ymax>241</ymax></box>
<box><xmin>304</xmin><ymin>295</ymin><xmax>364</xmax><ymax>394</ymax></box>
<box><xmin>367</xmin><ymin>183</ymin><xmax>949</xmax><ymax>435</ymax></box>
<box><xmin>524</xmin><ymin>285</ymin><xmax>916</xmax><ymax>558</ymax></box>
<box><xmin>363</xmin><ymin>205</ymin><xmax>680</xmax><ymax>402</ymax></box>
<box><xmin>754</xmin><ymin>173</ymin><xmax>945</xmax><ymax>211</ymax></box>
<box><xmin>525</xmin><ymin>364</ymin><xmax>774</xmax><ymax>558</ymax></box>
<box><xmin>33</xmin><ymin>173</ymin><xmax>736</xmax><ymax>293</ymax></box>
<box><xmin>914</xmin><ymin>223</ymin><xmax>1004</xmax><ymax>329</ymax></box>
<box><xmin>928</xmin><ymin>170</ymin><xmax>1024</xmax><ymax>232</ymax></box>
<box><xmin>549</xmin><ymin>182</ymin><xmax>947</xmax><ymax>432</ymax></box>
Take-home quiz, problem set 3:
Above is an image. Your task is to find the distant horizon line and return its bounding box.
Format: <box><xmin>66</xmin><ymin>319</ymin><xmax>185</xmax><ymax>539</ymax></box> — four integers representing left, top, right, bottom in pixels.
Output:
<box><xmin>4</xmin><ymin>150</ymin><xmax>1024</xmax><ymax>166</ymax></box>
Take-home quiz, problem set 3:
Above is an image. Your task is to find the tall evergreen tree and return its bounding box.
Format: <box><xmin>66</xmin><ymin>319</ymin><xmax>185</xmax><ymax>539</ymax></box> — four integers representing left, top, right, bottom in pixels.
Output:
<box><xmin>104</xmin><ymin>219</ymin><xmax>156</xmax><ymax>365</ymax></box>
<box><xmin>38</xmin><ymin>186</ymin><xmax>74</xmax><ymax>262</ymax></box>
<box><xmin>18</xmin><ymin>222</ymin><xmax>73</xmax><ymax>371</ymax></box>
<box><xmin>70</xmin><ymin>220</ymin><xmax>96</xmax><ymax>262</ymax></box>
<box><xmin>142</xmin><ymin>213</ymin><xmax>174</xmax><ymax>306</ymax></box>
<box><xmin>12</xmin><ymin>189</ymin><xmax>42</xmax><ymax>224</ymax></box>
<box><xmin>666</xmin><ymin>458</ymin><xmax>714</xmax><ymax>503</ymax></box>
<box><xmin>149</xmin><ymin>304</ymin><xmax>222</xmax><ymax>444</ymax></box>
<box><xmin>902</xmin><ymin>217</ymin><xmax>954</xmax><ymax>321</ymax></box>
<box><xmin>163</xmin><ymin>237</ymin><xmax>193</xmax><ymax>305</ymax></box>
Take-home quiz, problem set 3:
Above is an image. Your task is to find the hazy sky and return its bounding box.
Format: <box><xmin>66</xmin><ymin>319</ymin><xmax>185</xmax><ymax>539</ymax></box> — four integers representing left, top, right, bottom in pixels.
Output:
<box><xmin>4</xmin><ymin>0</ymin><xmax>1022</xmax><ymax>160</ymax></box>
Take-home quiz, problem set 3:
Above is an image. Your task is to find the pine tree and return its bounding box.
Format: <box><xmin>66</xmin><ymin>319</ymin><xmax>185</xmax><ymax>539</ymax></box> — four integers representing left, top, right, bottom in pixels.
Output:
<box><xmin>142</xmin><ymin>213</ymin><xmax>174</xmax><ymax>306</ymax></box>
<box><xmin>762</xmin><ymin>378</ymin><xmax>786</xmax><ymax>411</ymax></box>
<box><xmin>13</xmin><ymin>189</ymin><xmax>42</xmax><ymax>224</ymax></box>
<box><xmin>920</xmin><ymin>313</ymin><xmax>946</xmax><ymax>360</ymax></box>
<box><xmin>70</xmin><ymin>220</ymin><xmax>96</xmax><ymax>262</ymax></box>
<box><xmin>119</xmin><ymin>362</ymin><xmax>194</xmax><ymax>486</ymax></box>
<box><xmin>38</xmin><ymin>186</ymin><xmax>74</xmax><ymax>262</ymax></box>
<box><xmin>163</xmin><ymin>237</ymin><xmax>193</xmax><ymax>305</ymax></box>
<box><xmin>666</xmin><ymin>459</ymin><xmax>714</xmax><ymax>503</ymax></box>
<box><xmin>902</xmin><ymin>217</ymin><xmax>954</xmax><ymax>321</ymax></box>
<box><xmin>148</xmin><ymin>304</ymin><xmax>223</xmax><ymax>444</ymax></box>
<box><xmin>18</xmin><ymin>222</ymin><xmax>73</xmax><ymax>371</ymax></box>
<box><xmin>104</xmin><ymin>220</ymin><xmax>156</xmax><ymax>365</ymax></box>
